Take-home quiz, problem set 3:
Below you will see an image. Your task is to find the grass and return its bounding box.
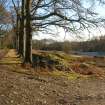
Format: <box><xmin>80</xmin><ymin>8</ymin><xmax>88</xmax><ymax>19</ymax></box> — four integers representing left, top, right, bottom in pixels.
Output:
<box><xmin>0</xmin><ymin>58</ymin><xmax>21</xmax><ymax>64</ymax></box>
<box><xmin>0</xmin><ymin>49</ymin><xmax>22</xmax><ymax>64</ymax></box>
<box><xmin>1</xmin><ymin>49</ymin><xmax>105</xmax><ymax>79</ymax></box>
<box><xmin>50</xmin><ymin>70</ymin><xmax>85</xmax><ymax>80</ymax></box>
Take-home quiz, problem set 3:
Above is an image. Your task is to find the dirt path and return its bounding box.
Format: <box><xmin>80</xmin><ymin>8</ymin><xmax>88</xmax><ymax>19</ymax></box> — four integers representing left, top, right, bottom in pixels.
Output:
<box><xmin>0</xmin><ymin>49</ymin><xmax>105</xmax><ymax>105</ymax></box>
<box><xmin>0</xmin><ymin>49</ymin><xmax>22</xmax><ymax>64</ymax></box>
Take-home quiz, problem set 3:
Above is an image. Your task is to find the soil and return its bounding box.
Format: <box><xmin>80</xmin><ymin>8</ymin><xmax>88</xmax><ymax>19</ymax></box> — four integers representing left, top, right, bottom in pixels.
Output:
<box><xmin>0</xmin><ymin>65</ymin><xmax>105</xmax><ymax>105</ymax></box>
<box><xmin>0</xmin><ymin>50</ymin><xmax>105</xmax><ymax>105</ymax></box>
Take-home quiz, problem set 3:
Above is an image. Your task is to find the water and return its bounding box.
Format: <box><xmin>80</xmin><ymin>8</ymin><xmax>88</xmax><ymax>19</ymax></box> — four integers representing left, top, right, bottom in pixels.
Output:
<box><xmin>74</xmin><ymin>51</ymin><xmax>105</xmax><ymax>57</ymax></box>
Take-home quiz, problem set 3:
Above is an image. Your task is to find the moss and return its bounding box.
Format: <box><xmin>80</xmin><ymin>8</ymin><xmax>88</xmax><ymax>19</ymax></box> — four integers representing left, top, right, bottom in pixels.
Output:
<box><xmin>50</xmin><ymin>70</ymin><xmax>82</xmax><ymax>80</ymax></box>
<box><xmin>32</xmin><ymin>52</ymin><xmax>72</xmax><ymax>71</ymax></box>
<box><xmin>53</xmin><ymin>52</ymin><xmax>77</xmax><ymax>62</ymax></box>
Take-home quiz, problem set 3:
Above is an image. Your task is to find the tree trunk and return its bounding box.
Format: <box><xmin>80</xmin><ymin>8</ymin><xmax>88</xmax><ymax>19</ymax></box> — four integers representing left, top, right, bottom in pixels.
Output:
<box><xmin>24</xmin><ymin>0</ymin><xmax>32</xmax><ymax>64</ymax></box>
<box><xmin>16</xmin><ymin>14</ymin><xmax>20</xmax><ymax>53</ymax></box>
<box><xmin>18</xmin><ymin>0</ymin><xmax>25</xmax><ymax>56</ymax></box>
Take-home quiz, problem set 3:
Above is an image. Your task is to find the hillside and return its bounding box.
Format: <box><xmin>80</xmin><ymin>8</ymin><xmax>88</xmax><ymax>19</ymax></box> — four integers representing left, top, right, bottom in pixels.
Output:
<box><xmin>0</xmin><ymin>49</ymin><xmax>105</xmax><ymax>105</ymax></box>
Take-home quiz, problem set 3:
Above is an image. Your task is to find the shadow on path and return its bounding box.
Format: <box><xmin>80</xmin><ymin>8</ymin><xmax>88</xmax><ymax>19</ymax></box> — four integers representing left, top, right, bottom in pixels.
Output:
<box><xmin>0</xmin><ymin>49</ymin><xmax>22</xmax><ymax>65</ymax></box>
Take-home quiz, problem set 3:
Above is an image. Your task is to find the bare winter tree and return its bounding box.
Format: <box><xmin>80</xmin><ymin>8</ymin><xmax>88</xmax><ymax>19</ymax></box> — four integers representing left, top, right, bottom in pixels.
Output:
<box><xmin>0</xmin><ymin>0</ymin><xmax>11</xmax><ymax>33</ymax></box>
<box><xmin>24</xmin><ymin>0</ymin><xmax>32</xmax><ymax>63</ymax></box>
<box><xmin>0</xmin><ymin>0</ymin><xmax>12</xmax><ymax>48</ymax></box>
<box><xmin>18</xmin><ymin>0</ymin><xmax>25</xmax><ymax>56</ymax></box>
<box><xmin>26</xmin><ymin>0</ymin><xmax>103</xmax><ymax>63</ymax></box>
<box><xmin>12</xmin><ymin>0</ymin><xmax>105</xmax><ymax>64</ymax></box>
<box><xmin>11</xmin><ymin>0</ymin><xmax>21</xmax><ymax>52</ymax></box>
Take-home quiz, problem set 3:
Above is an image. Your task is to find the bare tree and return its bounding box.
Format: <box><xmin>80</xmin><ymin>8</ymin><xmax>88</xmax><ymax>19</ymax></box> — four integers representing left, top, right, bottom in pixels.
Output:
<box><xmin>0</xmin><ymin>0</ymin><xmax>12</xmax><ymax>48</ymax></box>
<box><xmin>27</xmin><ymin>0</ymin><xmax>102</xmax><ymax>63</ymax></box>
<box><xmin>24</xmin><ymin>0</ymin><xmax>32</xmax><ymax>63</ymax></box>
<box><xmin>12</xmin><ymin>0</ymin><xmax>105</xmax><ymax>64</ymax></box>
<box><xmin>11</xmin><ymin>0</ymin><xmax>22</xmax><ymax>53</ymax></box>
<box><xmin>18</xmin><ymin>0</ymin><xmax>25</xmax><ymax>56</ymax></box>
<box><xmin>0</xmin><ymin>0</ymin><xmax>11</xmax><ymax>31</ymax></box>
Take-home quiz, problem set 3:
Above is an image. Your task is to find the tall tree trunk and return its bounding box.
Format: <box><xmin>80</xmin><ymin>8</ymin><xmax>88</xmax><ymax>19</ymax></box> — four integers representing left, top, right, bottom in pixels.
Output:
<box><xmin>12</xmin><ymin>0</ymin><xmax>20</xmax><ymax>53</ymax></box>
<box><xmin>18</xmin><ymin>0</ymin><xmax>25</xmax><ymax>56</ymax></box>
<box><xmin>24</xmin><ymin>0</ymin><xmax>32</xmax><ymax>64</ymax></box>
<box><xmin>16</xmin><ymin>14</ymin><xmax>20</xmax><ymax>53</ymax></box>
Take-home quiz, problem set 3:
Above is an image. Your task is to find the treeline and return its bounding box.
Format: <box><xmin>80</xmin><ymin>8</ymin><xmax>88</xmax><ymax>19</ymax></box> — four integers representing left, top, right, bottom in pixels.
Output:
<box><xmin>0</xmin><ymin>30</ymin><xmax>14</xmax><ymax>49</ymax></box>
<box><xmin>0</xmin><ymin>0</ymin><xmax>12</xmax><ymax>49</ymax></box>
<box><xmin>32</xmin><ymin>39</ymin><xmax>71</xmax><ymax>53</ymax></box>
<box><xmin>72</xmin><ymin>36</ymin><xmax>105</xmax><ymax>52</ymax></box>
<box><xmin>33</xmin><ymin>36</ymin><xmax>105</xmax><ymax>52</ymax></box>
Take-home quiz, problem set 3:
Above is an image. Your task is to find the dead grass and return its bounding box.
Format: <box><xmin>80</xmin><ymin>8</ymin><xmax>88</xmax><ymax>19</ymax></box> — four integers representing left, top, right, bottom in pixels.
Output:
<box><xmin>50</xmin><ymin>70</ymin><xmax>87</xmax><ymax>80</ymax></box>
<box><xmin>0</xmin><ymin>49</ymin><xmax>22</xmax><ymax>64</ymax></box>
<box><xmin>1</xmin><ymin>49</ymin><xmax>105</xmax><ymax>79</ymax></box>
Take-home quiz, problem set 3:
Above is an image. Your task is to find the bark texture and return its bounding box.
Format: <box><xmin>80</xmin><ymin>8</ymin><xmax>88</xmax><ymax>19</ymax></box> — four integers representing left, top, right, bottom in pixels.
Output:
<box><xmin>18</xmin><ymin>0</ymin><xmax>25</xmax><ymax>56</ymax></box>
<box><xmin>24</xmin><ymin>0</ymin><xmax>32</xmax><ymax>63</ymax></box>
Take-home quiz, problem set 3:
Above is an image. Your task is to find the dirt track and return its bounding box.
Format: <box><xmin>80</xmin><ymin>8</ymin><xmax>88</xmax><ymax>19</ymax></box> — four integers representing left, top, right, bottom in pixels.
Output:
<box><xmin>0</xmin><ymin>65</ymin><xmax>105</xmax><ymax>105</ymax></box>
<box><xmin>0</xmin><ymin>50</ymin><xmax>105</xmax><ymax>105</ymax></box>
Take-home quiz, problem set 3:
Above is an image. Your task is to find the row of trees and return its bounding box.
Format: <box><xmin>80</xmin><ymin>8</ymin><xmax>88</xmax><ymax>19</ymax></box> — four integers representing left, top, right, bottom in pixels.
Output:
<box><xmin>11</xmin><ymin>0</ymin><xmax>32</xmax><ymax>63</ymax></box>
<box><xmin>32</xmin><ymin>35</ymin><xmax>105</xmax><ymax>53</ymax></box>
<box><xmin>10</xmin><ymin>0</ymin><xmax>105</xmax><ymax>64</ymax></box>
<box><xmin>71</xmin><ymin>36</ymin><xmax>105</xmax><ymax>52</ymax></box>
<box><xmin>0</xmin><ymin>0</ymin><xmax>13</xmax><ymax>48</ymax></box>
<box><xmin>0</xmin><ymin>0</ymin><xmax>11</xmax><ymax>31</ymax></box>
<box><xmin>32</xmin><ymin>39</ymin><xmax>71</xmax><ymax>53</ymax></box>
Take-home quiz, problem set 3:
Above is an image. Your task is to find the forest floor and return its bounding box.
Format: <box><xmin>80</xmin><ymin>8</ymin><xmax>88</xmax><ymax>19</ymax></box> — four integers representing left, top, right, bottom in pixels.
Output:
<box><xmin>0</xmin><ymin>49</ymin><xmax>105</xmax><ymax>105</ymax></box>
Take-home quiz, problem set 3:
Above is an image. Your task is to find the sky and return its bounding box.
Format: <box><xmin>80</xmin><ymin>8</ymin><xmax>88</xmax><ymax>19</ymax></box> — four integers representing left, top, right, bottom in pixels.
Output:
<box><xmin>33</xmin><ymin>27</ymin><xmax>105</xmax><ymax>41</ymax></box>
<box><xmin>33</xmin><ymin>0</ymin><xmax>105</xmax><ymax>42</ymax></box>
<box><xmin>6</xmin><ymin>0</ymin><xmax>105</xmax><ymax>42</ymax></box>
